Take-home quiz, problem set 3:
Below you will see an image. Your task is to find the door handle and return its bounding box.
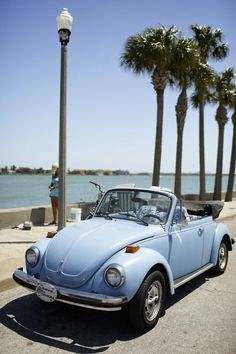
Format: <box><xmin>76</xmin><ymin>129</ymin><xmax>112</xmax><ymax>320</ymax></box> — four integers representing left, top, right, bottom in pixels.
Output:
<box><xmin>198</xmin><ymin>227</ymin><xmax>204</xmax><ymax>236</ymax></box>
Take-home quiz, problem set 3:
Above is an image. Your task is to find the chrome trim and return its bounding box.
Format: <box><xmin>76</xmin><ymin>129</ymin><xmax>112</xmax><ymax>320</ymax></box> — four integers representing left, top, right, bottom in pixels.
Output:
<box><xmin>104</xmin><ymin>264</ymin><xmax>125</xmax><ymax>288</ymax></box>
<box><xmin>57</xmin><ymin>298</ymin><xmax>122</xmax><ymax>311</ymax></box>
<box><xmin>13</xmin><ymin>268</ymin><xmax>127</xmax><ymax>311</ymax></box>
<box><xmin>174</xmin><ymin>263</ymin><xmax>214</xmax><ymax>289</ymax></box>
<box><xmin>25</xmin><ymin>246</ymin><xmax>40</xmax><ymax>267</ymax></box>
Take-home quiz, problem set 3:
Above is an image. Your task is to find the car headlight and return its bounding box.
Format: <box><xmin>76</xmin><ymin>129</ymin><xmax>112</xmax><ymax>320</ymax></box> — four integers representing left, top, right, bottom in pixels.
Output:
<box><xmin>25</xmin><ymin>246</ymin><xmax>40</xmax><ymax>266</ymax></box>
<box><xmin>105</xmin><ymin>264</ymin><xmax>125</xmax><ymax>288</ymax></box>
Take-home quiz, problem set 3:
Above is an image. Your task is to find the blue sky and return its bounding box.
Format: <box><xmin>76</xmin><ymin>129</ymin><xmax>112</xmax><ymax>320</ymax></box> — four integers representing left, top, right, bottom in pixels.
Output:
<box><xmin>1</xmin><ymin>0</ymin><xmax>235</xmax><ymax>173</ymax></box>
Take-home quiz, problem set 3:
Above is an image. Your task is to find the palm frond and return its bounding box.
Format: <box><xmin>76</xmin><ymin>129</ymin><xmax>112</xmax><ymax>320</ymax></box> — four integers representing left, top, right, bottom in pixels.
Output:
<box><xmin>120</xmin><ymin>26</ymin><xmax>179</xmax><ymax>76</ymax></box>
<box><xmin>190</xmin><ymin>25</ymin><xmax>229</xmax><ymax>62</ymax></box>
<box><xmin>212</xmin><ymin>67</ymin><xmax>235</xmax><ymax>106</ymax></box>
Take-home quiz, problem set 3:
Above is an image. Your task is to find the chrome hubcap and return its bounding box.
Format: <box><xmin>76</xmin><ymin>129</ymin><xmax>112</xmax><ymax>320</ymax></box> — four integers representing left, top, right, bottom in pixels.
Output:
<box><xmin>145</xmin><ymin>280</ymin><xmax>162</xmax><ymax>321</ymax></box>
<box><xmin>219</xmin><ymin>244</ymin><xmax>227</xmax><ymax>270</ymax></box>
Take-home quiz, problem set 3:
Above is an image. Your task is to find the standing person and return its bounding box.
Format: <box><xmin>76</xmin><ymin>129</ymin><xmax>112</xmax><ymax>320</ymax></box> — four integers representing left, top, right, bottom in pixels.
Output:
<box><xmin>48</xmin><ymin>162</ymin><xmax>59</xmax><ymax>225</ymax></box>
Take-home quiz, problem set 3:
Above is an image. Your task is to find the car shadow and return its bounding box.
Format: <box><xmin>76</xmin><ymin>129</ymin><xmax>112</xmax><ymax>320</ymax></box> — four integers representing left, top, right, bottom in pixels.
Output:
<box><xmin>0</xmin><ymin>293</ymin><xmax>139</xmax><ymax>353</ymax></box>
<box><xmin>165</xmin><ymin>272</ymin><xmax>209</xmax><ymax>310</ymax></box>
<box><xmin>0</xmin><ymin>273</ymin><xmax>210</xmax><ymax>353</ymax></box>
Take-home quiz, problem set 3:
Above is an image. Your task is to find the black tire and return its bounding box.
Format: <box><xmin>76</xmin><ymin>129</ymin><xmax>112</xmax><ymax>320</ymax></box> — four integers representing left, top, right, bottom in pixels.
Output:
<box><xmin>211</xmin><ymin>239</ymin><xmax>228</xmax><ymax>275</ymax></box>
<box><xmin>128</xmin><ymin>271</ymin><xmax>166</xmax><ymax>331</ymax></box>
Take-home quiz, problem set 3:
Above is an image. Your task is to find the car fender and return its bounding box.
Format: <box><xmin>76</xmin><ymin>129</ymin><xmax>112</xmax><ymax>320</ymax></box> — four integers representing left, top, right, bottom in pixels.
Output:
<box><xmin>92</xmin><ymin>247</ymin><xmax>175</xmax><ymax>301</ymax></box>
<box><xmin>210</xmin><ymin>222</ymin><xmax>232</xmax><ymax>265</ymax></box>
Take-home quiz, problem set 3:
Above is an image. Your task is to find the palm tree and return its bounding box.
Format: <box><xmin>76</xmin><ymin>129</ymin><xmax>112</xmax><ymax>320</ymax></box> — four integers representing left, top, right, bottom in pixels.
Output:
<box><xmin>191</xmin><ymin>25</ymin><xmax>229</xmax><ymax>200</ymax></box>
<box><xmin>170</xmin><ymin>37</ymin><xmax>198</xmax><ymax>198</ymax></box>
<box><xmin>213</xmin><ymin>68</ymin><xmax>235</xmax><ymax>200</ymax></box>
<box><xmin>225</xmin><ymin>86</ymin><xmax>236</xmax><ymax>201</ymax></box>
<box><xmin>120</xmin><ymin>26</ymin><xmax>178</xmax><ymax>186</ymax></box>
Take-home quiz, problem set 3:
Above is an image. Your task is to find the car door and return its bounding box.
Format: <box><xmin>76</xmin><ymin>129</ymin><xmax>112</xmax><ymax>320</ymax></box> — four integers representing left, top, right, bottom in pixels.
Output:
<box><xmin>168</xmin><ymin>204</ymin><xmax>204</xmax><ymax>279</ymax></box>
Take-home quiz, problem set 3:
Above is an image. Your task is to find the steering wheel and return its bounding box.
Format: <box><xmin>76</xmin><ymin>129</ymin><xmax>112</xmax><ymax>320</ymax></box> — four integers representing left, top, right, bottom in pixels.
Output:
<box><xmin>142</xmin><ymin>214</ymin><xmax>163</xmax><ymax>222</ymax></box>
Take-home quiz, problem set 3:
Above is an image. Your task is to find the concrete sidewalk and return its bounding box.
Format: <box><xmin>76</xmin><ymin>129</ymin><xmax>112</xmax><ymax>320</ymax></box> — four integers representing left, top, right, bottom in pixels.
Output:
<box><xmin>0</xmin><ymin>223</ymin><xmax>59</xmax><ymax>291</ymax></box>
<box><xmin>1</xmin><ymin>201</ymin><xmax>236</xmax><ymax>291</ymax></box>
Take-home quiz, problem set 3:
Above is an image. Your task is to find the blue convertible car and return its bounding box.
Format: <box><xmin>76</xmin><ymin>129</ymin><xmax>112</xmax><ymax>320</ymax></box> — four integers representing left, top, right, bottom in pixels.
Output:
<box><xmin>13</xmin><ymin>185</ymin><xmax>234</xmax><ymax>331</ymax></box>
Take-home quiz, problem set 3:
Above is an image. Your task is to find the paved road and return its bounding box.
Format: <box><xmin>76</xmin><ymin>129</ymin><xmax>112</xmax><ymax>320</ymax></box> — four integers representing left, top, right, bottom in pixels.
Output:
<box><xmin>0</xmin><ymin>218</ymin><xmax>236</xmax><ymax>354</ymax></box>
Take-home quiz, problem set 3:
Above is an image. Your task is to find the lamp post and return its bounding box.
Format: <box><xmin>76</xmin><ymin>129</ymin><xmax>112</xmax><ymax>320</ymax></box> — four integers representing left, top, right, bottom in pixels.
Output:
<box><xmin>56</xmin><ymin>8</ymin><xmax>73</xmax><ymax>230</ymax></box>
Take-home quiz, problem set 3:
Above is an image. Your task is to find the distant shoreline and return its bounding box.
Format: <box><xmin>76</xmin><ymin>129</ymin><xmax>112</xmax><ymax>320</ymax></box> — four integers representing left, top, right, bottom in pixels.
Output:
<box><xmin>0</xmin><ymin>172</ymin><xmax>234</xmax><ymax>176</ymax></box>
<box><xmin>1</xmin><ymin>166</ymin><xmax>235</xmax><ymax>177</ymax></box>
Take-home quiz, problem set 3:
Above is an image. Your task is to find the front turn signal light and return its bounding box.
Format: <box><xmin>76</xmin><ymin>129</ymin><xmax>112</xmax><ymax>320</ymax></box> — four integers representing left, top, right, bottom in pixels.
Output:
<box><xmin>125</xmin><ymin>245</ymin><xmax>140</xmax><ymax>253</ymax></box>
<box><xmin>47</xmin><ymin>231</ymin><xmax>57</xmax><ymax>238</ymax></box>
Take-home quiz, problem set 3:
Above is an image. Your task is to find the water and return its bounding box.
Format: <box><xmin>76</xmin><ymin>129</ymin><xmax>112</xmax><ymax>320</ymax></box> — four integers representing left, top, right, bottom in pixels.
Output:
<box><xmin>0</xmin><ymin>174</ymin><xmax>235</xmax><ymax>209</ymax></box>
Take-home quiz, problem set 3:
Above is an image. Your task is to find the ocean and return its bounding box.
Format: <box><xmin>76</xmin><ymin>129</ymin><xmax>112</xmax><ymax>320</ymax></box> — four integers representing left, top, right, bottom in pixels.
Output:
<box><xmin>0</xmin><ymin>174</ymin><xmax>235</xmax><ymax>209</ymax></box>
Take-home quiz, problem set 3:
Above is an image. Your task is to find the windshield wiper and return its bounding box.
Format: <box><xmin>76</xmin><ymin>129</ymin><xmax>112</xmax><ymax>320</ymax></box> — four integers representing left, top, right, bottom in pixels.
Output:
<box><xmin>118</xmin><ymin>212</ymin><xmax>148</xmax><ymax>226</ymax></box>
<box><xmin>95</xmin><ymin>212</ymin><xmax>113</xmax><ymax>220</ymax></box>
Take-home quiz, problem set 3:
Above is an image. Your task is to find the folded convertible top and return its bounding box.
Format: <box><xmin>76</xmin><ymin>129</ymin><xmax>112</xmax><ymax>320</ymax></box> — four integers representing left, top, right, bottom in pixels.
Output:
<box><xmin>183</xmin><ymin>200</ymin><xmax>224</xmax><ymax>219</ymax></box>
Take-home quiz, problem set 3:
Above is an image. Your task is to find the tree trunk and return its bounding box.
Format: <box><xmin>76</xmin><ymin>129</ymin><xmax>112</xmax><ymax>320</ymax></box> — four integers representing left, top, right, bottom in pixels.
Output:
<box><xmin>199</xmin><ymin>95</ymin><xmax>206</xmax><ymax>200</ymax></box>
<box><xmin>213</xmin><ymin>125</ymin><xmax>225</xmax><ymax>200</ymax></box>
<box><xmin>214</xmin><ymin>105</ymin><xmax>228</xmax><ymax>200</ymax></box>
<box><xmin>175</xmin><ymin>128</ymin><xmax>184</xmax><ymax>198</ymax></box>
<box><xmin>225</xmin><ymin>110</ymin><xmax>236</xmax><ymax>201</ymax></box>
<box><xmin>152</xmin><ymin>89</ymin><xmax>164</xmax><ymax>186</ymax></box>
<box><xmin>174</xmin><ymin>88</ymin><xmax>187</xmax><ymax>198</ymax></box>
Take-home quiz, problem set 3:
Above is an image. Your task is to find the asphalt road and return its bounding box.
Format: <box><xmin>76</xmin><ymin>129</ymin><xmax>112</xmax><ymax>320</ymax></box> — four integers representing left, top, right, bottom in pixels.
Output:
<box><xmin>0</xmin><ymin>218</ymin><xmax>236</xmax><ymax>354</ymax></box>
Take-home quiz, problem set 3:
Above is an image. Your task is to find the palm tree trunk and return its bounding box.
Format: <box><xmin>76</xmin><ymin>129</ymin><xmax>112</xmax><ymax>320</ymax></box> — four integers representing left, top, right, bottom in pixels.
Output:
<box><xmin>175</xmin><ymin>128</ymin><xmax>183</xmax><ymax>198</ymax></box>
<box><xmin>152</xmin><ymin>89</ymin><xmax>164</xmax><ymax>186</ymax></box>
<box><xmin>225</xmin><ymin>110</ymin><xmax>236</xmax><ymax>201</ymax></box>
<box><xmin>199</xmin><ymin>95</ymin><xmax>206</xmax><ymax>200</ymax></box>
<box><xmin>213</xmin><ymin>125</ymin><xmax>225</xmax><ymax>200</ymax></box>
<box><xmin>174</xmin><ymin>88</ymin><xmax>187</xmax><ymax>198</ymax></box>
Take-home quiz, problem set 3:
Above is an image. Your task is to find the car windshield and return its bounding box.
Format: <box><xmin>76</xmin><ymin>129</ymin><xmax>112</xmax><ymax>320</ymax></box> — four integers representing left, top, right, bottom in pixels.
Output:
<box><xmin>94</xmin><ymin>189</ymin><xmax>171</xmax><ymax>225</ymax></box>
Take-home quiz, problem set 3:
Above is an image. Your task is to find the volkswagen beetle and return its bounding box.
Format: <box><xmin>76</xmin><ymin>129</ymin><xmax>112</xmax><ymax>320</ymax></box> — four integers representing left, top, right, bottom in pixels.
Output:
<box><xmin>13</xmin><ymin>185</ymin><xmax>234</xmax><ymax>331</ymax></box>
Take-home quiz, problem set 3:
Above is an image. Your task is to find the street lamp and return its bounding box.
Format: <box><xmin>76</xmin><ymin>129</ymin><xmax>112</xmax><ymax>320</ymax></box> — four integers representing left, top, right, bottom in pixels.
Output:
<box><xmin>56</xmin><ymin>8</ymin><xmax>73</xmax><ymax>230</ymax></box>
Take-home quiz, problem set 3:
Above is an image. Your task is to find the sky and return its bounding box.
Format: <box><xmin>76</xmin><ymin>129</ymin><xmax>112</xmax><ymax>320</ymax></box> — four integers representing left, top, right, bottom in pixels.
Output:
<box><xmin>1</xmin><ymin>0</ymin><xmax>235</xmax><ymax>173</ymax></box>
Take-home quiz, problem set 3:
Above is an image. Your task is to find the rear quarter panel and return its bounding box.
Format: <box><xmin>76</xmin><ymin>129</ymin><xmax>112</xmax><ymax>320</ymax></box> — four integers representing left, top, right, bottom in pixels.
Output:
<box><xmin>210</xmin><ymin>222</ymin><xmax>231</xmax><ymax>265</ymax></box>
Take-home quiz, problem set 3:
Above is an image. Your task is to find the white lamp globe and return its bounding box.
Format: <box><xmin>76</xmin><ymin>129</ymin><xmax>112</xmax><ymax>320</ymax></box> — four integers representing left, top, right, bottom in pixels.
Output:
<box><xmin>56</xmin><ymin>8</ymin><xmax>73</xmax><ymax>33</ymax></box>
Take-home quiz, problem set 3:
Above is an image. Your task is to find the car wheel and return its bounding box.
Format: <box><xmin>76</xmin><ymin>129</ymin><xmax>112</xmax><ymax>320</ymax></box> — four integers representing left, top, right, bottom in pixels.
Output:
<box><xmin>128</xmin><ymin>271</ymin><xmax>166</xmax><ymax>331</ymax></box>
<box><xmin>211</xmin><ymin>239</ymin><xmax>228</xmax><ymax>275</ymax></box>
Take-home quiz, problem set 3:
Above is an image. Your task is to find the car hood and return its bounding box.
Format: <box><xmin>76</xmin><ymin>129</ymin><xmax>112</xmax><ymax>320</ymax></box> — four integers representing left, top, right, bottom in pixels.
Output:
<box><xmin>44</xmin><ymin>218</ymin><xmax>163</xmax><ymax>288</ymax></box>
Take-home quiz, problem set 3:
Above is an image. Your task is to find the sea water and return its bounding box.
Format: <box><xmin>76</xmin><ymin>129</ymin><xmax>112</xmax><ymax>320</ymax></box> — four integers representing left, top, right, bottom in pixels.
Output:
<box><xmin>0</xmin><ymin>174</ymin><xmax>235</xmax><ymax>209</ymax></box>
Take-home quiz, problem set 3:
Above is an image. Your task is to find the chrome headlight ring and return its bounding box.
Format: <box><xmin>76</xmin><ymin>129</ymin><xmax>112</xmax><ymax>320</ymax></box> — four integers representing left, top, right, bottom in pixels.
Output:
<box><xmin>25</xmin><ymin>246</ymin><xmax>40</xmax><ymax>267</ymax></box>
<box><xmin>104</xmin><ymin>264</ymin><xmax>125</xmax><ymax>288</ymax></box>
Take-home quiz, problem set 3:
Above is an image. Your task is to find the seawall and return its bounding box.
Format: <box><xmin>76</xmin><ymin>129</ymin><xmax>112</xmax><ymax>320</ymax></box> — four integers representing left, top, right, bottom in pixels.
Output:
<box><xmin>0</xmin><ymin>202</ymin><xmax>94</xmax><ymax>229</ymax></box>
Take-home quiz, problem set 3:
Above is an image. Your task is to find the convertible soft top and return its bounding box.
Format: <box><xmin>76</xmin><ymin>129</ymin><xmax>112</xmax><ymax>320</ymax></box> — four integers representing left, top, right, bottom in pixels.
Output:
<box><xmin>183</xmin><ymin>200</ymin><xmax>224</xmax><ymax>219</ymax></box>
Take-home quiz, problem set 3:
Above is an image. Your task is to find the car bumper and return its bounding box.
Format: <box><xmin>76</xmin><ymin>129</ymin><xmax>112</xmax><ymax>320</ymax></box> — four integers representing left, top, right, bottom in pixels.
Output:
<box><xmin>13</xmin><ymin>268</ymin><xmax>128</xmax><ymax>311</ymax></box>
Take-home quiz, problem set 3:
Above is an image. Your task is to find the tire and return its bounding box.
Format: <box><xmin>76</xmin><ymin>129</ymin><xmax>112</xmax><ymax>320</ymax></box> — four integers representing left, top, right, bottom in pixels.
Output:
<box><xmin>211</xmin><ymin>239</ymin><xmax>228</xmax><ymax>275</ymax></box>
<box><xmin>128</xmin><ymin>271</ymin><xmax>166</xmax><ymax>331</ymax></box>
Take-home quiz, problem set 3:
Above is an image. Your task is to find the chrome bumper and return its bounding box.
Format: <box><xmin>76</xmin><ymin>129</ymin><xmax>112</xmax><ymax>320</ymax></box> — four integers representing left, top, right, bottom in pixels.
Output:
<box><xmin>13</xmin><ymin>268</ymin><xmax>128</xmax><ymax>311</ymax></box>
